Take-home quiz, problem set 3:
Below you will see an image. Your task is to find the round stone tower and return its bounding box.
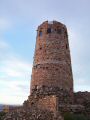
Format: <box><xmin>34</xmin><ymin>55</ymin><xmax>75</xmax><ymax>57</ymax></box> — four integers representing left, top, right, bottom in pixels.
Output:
<box><xmin>30</xmin><ymin>21</ymin><xmax>73</xmax><ymax>96</ymax></box>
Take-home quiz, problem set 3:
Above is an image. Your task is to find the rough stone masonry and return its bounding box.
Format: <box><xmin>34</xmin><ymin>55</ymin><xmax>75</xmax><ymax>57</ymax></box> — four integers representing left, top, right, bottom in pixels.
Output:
<box><xmin>31</xmin><ymin>21</ymin><xmax>73</xmax><ymax>95</ymax></box>
<box><xmin>3</xmin><ymin>21</ymin><xmax>90</xmax><ymax>120</ymax></box>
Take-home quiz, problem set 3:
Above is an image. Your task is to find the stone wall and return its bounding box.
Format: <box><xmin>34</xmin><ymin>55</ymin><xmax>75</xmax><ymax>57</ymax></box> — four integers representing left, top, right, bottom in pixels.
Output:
<box><xmin>74</xmin><ymin>92</ymin><xmax>90</xmax><ymax>104</ymax></box>
<box><xmin>37</xmin><ymin>95</ymin><xmax>57</xmax><ymax>112</ymax></box>
<box><xmin>74</xmin><ymin>92</ymin><xmax>90</xmax><ymax>115</ymax></box>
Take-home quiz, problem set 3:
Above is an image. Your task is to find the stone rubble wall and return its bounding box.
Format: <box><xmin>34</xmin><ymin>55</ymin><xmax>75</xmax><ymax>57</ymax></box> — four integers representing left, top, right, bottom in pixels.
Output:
<box><xmin>74</xmin><ymin>92</ymin><xmax>90</xmax><ymax>116</ymax></box>
<box><xmin>3</xmin><ymin>107</ymin><xmax>63</xmax><ymax>120</ymax></box>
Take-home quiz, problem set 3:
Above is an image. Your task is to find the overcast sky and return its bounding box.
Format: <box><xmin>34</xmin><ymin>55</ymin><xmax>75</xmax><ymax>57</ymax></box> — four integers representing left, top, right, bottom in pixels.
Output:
<box><xmin>0</xmin><ymin>0</ymin><xmax>90</xmax><ymax>105</ymax></box>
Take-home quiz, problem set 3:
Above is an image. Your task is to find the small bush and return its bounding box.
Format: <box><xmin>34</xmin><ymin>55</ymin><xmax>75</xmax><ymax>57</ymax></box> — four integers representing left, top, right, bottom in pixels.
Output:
<box><xmin>0</xmin><ymin>111</ymin><xmax>6</xmax><ymax>120</ymax></box>
<box><xmin>64</xmin><ymin>113</ymin><xmax>88</xmax><ymax>120</ymax></box>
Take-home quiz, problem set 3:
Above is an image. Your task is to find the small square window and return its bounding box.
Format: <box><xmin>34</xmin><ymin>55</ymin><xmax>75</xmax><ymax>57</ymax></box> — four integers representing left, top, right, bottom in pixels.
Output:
<box><xmin>40</xmin><ymin>47</ymin><xmax>42</xmax><ymax>50</ymax></box>
<box><xmin>65</xmin><ymin>31</ymin><xmax>68</xmax><ymax>37</ymax></box>
<box><xmin>57</xmin><ymin>29</ymin><xmax>62</xmax><ymax>34</ymax></box>
<box><xmin>47</xmin><ymin>28</ymin><xmax>51</xmax><ymax>33</ymax></box>
<box><xmin>56</xmin><ymin>68</ymin><xmax>58</xmax><ymax>71</ymax></box>
<box><xmin>66</xmin><ymin>44</ymin><xmax>68</xmax><ymax>49</ymax></box>
<box><xmin>46</xmin><ymin>67</ymin><xmax>48</xmax><ymax>69</ymax></box>
<box><xmin>39</xmin><ymin>31</ymin><xmax>42</xmax><ymax>36</ymax></box>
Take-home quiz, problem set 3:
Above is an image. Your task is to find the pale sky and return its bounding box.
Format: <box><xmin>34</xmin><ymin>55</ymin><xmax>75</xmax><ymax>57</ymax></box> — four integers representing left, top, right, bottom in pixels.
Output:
<box><xmin>0</xmin><ymin>0</ymin><xmax>90</xmax><ymax>105</ymax></box>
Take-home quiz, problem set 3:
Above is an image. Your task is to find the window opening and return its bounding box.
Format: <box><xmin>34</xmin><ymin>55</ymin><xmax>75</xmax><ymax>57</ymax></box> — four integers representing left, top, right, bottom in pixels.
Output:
<box><xmin>66</xmin><ymin>44</ymin><xmax>68</xmax><ymax>49</ymax></box>
<box><xmin>40</xmin><ymin>47</ymin><xmax>42</xmax><ymax>50</ymax></box>
<box><xmin>65</xmin><ymin>31</ymin><xmax>68</xmax><ymax>37</ymax></box>
<box><xmin>47</xmin><ymin>28</ymin><xmax>51</xmax><ymax>33</ymax></box>
<box><xmin>56</xmin><ymin>68</ymin><xmax>58</xmax><ymax>71</ymax></box>
<box><xmin>51</xmin><ymin>28</ymin><xmax>54</xmax><ymax>33</ymax></box>
<box><xmin>46</xmin><ymin>67</ymin><xmax>48</xmax><ymax>69</ymax></box>
<box><xmin>31</xmin><ymin>102</ymin><xmax>34</xmax><ymax>105</ymax></box>
<box><xmin>39</xmin><ymin>31</ymin><xmax>42</xmax><ymax>36</ymax></box>
<box><xmin>57</xmin><ymin>29</ymin><xmax>62</xmax><ymax>34</ymax></box>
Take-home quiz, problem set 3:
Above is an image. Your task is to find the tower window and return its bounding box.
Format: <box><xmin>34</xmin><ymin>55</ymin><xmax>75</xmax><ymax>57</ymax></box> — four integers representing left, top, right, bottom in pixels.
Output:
<box><xmin>47</xmin><ymin>28</ymin><xmax>51</xmax><ymax>33</ymax></box>
<box><xmin>66</xmin><ymin>44</ymin><xmax>68</xmax><ymax>49</ymax></box>
<box><xmin>46</xmin><ymin>67</ymin><xmax>48</xmax><ymax>69</ymax></box>
<box><xmin>56</xmin><ymin>68</ymin><xmax>58</xmax><ymax>71</ymax></box>
<box><xmin>65</xmin><ymin>31</ymin><xmax>68</xmax><ymax>37</ymax></box>
<box><xmin>39</xmin><ymin>31</ymin><xmax>42</xmax><ymax>36</ymax></box>
<box><xmin>57</xmin><ymin>29</ymin><xmax>62</xmax><ymax>34</ymax></box>
<box><xmin>40</xmin><ymin>47</ymin><xmax>42</xmax><ymax>50</ymax></box>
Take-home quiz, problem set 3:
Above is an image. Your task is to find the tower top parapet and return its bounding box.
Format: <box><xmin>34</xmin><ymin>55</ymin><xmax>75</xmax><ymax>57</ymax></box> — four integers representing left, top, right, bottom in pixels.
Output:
<box><xmin>37</xmin><ymin>20</ymin><xmax>66</xmax><ymax>30</ymax></box>
<box><xmin>37</xmin><ymin>20</ymin><xmax>67</xmax><ymax>38</ymax></box>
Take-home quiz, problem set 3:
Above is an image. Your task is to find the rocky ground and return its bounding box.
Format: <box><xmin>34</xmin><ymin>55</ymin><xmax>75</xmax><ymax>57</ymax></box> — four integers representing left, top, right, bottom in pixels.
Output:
<box><xmin>3</xmin><ymin>107</ymin><xmax>63</xmax><ymax>120</ymax></box>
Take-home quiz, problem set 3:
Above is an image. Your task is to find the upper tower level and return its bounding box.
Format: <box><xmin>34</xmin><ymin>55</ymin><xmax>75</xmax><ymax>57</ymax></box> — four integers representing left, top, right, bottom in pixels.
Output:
<box><xmin>37</xmin><ymin>21</ymin><xmax>67</xmax><ymax>39</ymax></box>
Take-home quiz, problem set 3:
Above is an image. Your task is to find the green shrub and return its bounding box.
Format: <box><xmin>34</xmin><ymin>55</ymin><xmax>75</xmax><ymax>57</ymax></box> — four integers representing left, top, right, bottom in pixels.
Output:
<box><xmin>64</xmin><ymin>113</ymin><xmax>88</xmax><ymax>120</ymax></box>
<box><xmin>0</xmin><ymin>111</ymin><xmax>6</xmax><ymax>120</ymax></box>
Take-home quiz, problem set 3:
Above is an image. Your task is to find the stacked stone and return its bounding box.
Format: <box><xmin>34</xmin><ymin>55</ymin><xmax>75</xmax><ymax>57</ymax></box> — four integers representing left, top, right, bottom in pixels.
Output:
<box><xmin>3</xmin><ymin>107</ymin><xmax>63</xmax><ymax>120</ymax></box>
<box><xmin>74</xmin><ymin>92</ymin><xmax>90</xmax><ymax>116</ymax></box>
<box><xmin>74</xmin><ymin>92</ymin><xmax>90</xmax><ymax>104</ymax></box>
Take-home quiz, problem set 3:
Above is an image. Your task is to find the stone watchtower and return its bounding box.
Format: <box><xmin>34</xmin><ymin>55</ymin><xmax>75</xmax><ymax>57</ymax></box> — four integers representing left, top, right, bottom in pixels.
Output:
<box><xmin>29</xmin><ymin>21</ymin><xmax>74</xmax><ymax>112</ymax></box>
